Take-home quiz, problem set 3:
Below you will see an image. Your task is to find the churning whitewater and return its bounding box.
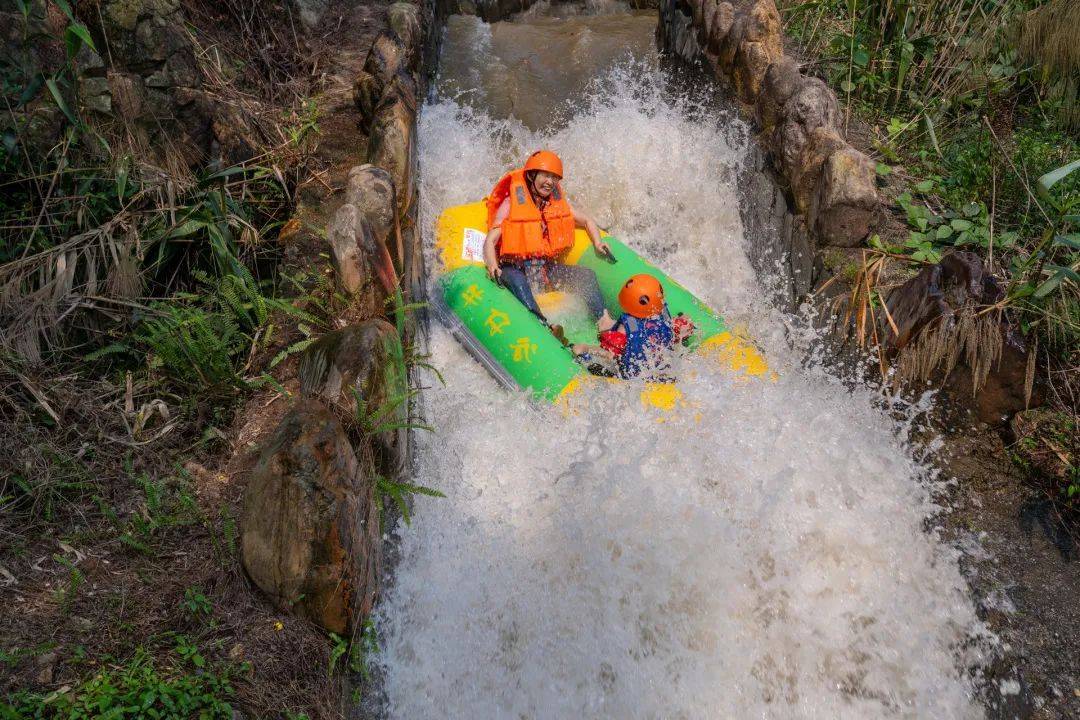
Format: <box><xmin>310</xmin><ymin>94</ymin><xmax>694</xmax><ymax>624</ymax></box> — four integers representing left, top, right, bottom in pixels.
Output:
<box><xmin>373</xmin><ymin>10</ymin><xmax>988</xmax><ymax>719</ymax></box>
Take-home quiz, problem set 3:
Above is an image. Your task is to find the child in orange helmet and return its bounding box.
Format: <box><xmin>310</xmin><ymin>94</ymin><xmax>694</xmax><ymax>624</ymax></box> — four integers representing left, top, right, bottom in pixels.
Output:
<box><xmin>573</xmin><ymin>273</ymin><xmax>694</xmax><ymax>379</ymax></box>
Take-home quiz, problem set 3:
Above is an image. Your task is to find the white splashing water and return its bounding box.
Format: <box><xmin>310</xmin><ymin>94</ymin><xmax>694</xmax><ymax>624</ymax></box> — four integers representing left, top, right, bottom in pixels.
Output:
<box><xmin>373</xmin><ymin>15</ymin><xmax>989</xmax><ymax>720</ymax></box>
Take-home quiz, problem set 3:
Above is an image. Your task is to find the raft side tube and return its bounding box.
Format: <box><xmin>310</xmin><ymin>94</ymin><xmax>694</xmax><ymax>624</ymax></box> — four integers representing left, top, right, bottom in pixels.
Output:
<box><xmin>440</xmin><ymin>265</ymin><xmax>588</xmax><ymax>401</ymax></box>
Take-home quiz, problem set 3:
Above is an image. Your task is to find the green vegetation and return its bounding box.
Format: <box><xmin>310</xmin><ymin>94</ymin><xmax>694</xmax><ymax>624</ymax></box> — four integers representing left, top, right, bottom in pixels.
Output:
<box><xmin>780</xmin><ymin>0</ymin><xmax>1077</xmax><ymax>526</ymax></box>
<box><xmin>1</xmin><ymin>646</ymin><xmax>238</xmax><ymax>719</ymax></box>
<box><xmin>0</xmin><ymin>3</ymin><xmax>353</xmax><ymax>718</ymax></box>
<box><xmin>781</xmin><ymin>0</ymin><xmax>1078</xmax><ymax>355</ymax></box>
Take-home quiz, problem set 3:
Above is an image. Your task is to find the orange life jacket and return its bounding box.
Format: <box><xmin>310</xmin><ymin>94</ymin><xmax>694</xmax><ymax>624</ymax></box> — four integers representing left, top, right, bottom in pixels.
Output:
<box><xmin>486</xmin><ymin>169</ymin><xmax>576</xmax><ymax>260</ymax></box>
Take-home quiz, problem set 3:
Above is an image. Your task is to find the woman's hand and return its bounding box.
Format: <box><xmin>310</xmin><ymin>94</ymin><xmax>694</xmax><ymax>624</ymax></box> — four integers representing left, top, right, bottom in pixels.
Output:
<box><xmin>593</xmin><ymin>239</ymin><xmax>611</xmax><ymax>257</ymax></box>
<box><xmin>485</xmin><ymin>257</ymin><xmax>502</xmax><ymax>282</ymax></box>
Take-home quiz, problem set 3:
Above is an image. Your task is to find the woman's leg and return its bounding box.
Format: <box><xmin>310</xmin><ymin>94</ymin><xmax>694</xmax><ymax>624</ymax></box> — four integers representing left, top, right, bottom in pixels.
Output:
<box><xmin>549</xmin><ymin>263</ymin><xmax>606</xmax><ymax>319</ymax></box>
<box><xmin>498</xmin><ymin>264</ymin><xmax>547</xmax><ymax>322</ymax></box>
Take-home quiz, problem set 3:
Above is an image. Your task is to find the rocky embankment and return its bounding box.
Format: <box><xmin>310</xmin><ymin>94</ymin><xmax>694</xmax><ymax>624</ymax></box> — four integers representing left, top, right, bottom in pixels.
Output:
<box><xmin>659</xmin><ymin>2</ymin><xmax>1078</xmax><ymax>717</ymax></box>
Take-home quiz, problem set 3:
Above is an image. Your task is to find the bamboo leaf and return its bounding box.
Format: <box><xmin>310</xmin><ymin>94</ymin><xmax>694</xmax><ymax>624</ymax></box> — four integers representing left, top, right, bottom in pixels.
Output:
<box><xmin>45</xmin><ymin>77</ymin><xmax>77</xmax><ymax>125</ymax></box>
<box><xmin>923</xmin><ymin>113</ymin><xmax>942</xmax><ymax>158</ymax></box>
<box><xmin>1037</xmin><ymin>159</ymin><xmax>1080</xmax><ymax>202</ymax></box>
<box><xmin>1033</xmin><ymin>265</ymin><xmax>1080</xmax><ymax>298</ymax></box>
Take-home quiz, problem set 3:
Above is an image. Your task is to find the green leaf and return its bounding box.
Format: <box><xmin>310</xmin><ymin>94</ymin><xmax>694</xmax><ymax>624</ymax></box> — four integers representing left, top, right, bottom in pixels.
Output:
<box><xmin>65</xmin><ymin>23</ymin><xmax>96</xmax><ymax>58</ymax></box>
<box><xmin>1037</xmin><ymin>159</ymin><xmax>1080</xmax><ymax>202</ymax></box>
<box><xmin>45</xmin><ymin>77</ymin><xmax>77</xmax><ymax>125</ymax></box>
<box><xmin>923</xmin><ymin>113</ymin><xmax>942</xmax><ymax>158</ymax></box>
<box><xmin>963</xmin><ymin>202</ymin><xmax>981</xmax><ymax>217</ymax></box>
<box><xmin>168</xmin><ymin>219</ymin><xmax>207</xmax><ymax>238</ymax></box>
<box><xmin>853</xmin><ymin>48</ymin><xmax>870</xmax><ymax>67</ymax></box>
<box><xmin>915</xmin><ymin>179</ymin><xmax>934</xmax><ymax>193</ymax></box>
<box><xmin>116</xmin><ymin>165</ymin><xmax>128</xmax><ymax>200</ymax></box>
<box><xmin>915</xmin><ymin>217</ymin><xmax>928</xmax><ymax>231</ymax></box>
<box><xmin>2</xmin><ymin>130</ymin><xmax>15</xmax><ymax>156</ymax></box>
<box><xmin>1053</xmin><ymin>234</ymin><xmax>1080</xmax><ymax>250</ymax></box>
<box><xmin>875</xmin><ymin>162</ymin><xmax>892</xmax><ymax>177</ymax></box>
<box><xmin>53</xmin><ymin>0</ymin><xmax>74</xmax><ymax>21</ymax></box>
<box><xmin>951</xmin><ymin>219</ymin><xmax>973</xmax><ymax>231</ymax></box>
<box><xmin>1034</xmin><ymin>265</ymin><xmax>1080</xmax><ymax>298</ymax></box>
<box><xmin>840</xmin><ymin>79</ymin><xmax>856</xmax><ymax>93</ymax></box>
<box><xmin>936</xmin><ymin>225</ymin><xmax>953</xmax><ymax>240</ymax></box>
<box><xmin>954</xmin><ymin>230</ymin><xmax>973</xmax><ymax>246</ymax></box>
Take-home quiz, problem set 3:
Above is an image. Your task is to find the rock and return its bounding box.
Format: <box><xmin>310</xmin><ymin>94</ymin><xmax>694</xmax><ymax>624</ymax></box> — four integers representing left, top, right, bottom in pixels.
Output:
<box><xmin>211</xmin><ymin>103</ymin><xmax>260</xmax><ymax>163</ymax></box>
<box><xmin>367</xmin><ymin>31</ymin><xmax>405</xmax><ymax>87</ymax></box>
<box><xmin>882</xmin><ymin>252</ymin><xmax>1039</xmax><ymax>425</ymax></box>
<box><xmin>108</xmin><ymin>71</ymin><xmax>145</xmax><ymax>117</ymax></box>
<box><xmin>353</xmin><ymin>69</ymin><xmax>382</xmax><ymax>126</ymax></box>
<box><xmin>327</xmin><ymin>204</ymin><xmax>397</xmax><ymax>313</ymax></box>
<box><xmin>388</xmin><ymin>2</ymin><xmax>422</xmax><ymax>67</ymax></box>
<box><xmin>35</xmin><ymin>652</ymin><xmax>56</xmax><ymax>685</ymax></box>
<box><xmin>776</xmin><ymin>77</ymin><xmax>840</xmax><ymax>180</ymax></box>
<box><xmin>345</xmin><ymin>164</ymin><xmax>397</xmax><ymax>240</ymax></box>
<box><xmin>688</xmin><ymin>0</ymin><xmax>705</xmax><ymax>28</ymax></box>
<box><xmin>811</xmin><ymin>145</ymin><xmax>878</xmax><ymax>246</ymax></box>
<box><xmin>240</xmin><ymin>398</ymin><xmax>380</xmax><ymax>634</ymax></box>
<box><xmin>368</xmin><ymin>71</ymin><xmax>417</xmax><ymax>210</ymax></box>
<box><xmin>293</xmin><ymin>0</ymin><xmax>329</xmax><ymax>30</ymax></box>
<box><xmin>329</xmin><ymin>205</ymin><xmax>369</xmax><ymax>299</ymax></box>
<box><xmin>734</xmin><ymin>40</ymin><xmax>779</xmax><ymax>102</ymax></box>
<box><xmin>790</xmin><ymin>125</ymin><xmax>846</xmax><ymax>214</ymax></box>
<box><xmin>299</xmin><ymin>321</ymin><xmax>408</xmax><ymax>475</ymax></box>
<box><xmin>709</xmin><ymin>2</ymin><xmax>735</xmax><ymax>53</ymax></box>
<box><xmin>699</xmin><ymin>0</ymin><xmax>718</xmax><ymax>47</ymax></box>
<box><xmin>743</xmin><ymin>0</ymin><xmax>781</xmax><ymax>44</ymax></box>
<box><xmin>104</xmin><ymin>0</ymin><xmax>180</xmax><ymax>33</ymax></box>
<box><xmin>79</xmin><ymin>76</ymin><xmax>112</xmax><ymax>114</ymax></box>
<box><xmin>757</xmin><ymin>56</ymin><xmax>800</xmax><ymax>132</ymax></box>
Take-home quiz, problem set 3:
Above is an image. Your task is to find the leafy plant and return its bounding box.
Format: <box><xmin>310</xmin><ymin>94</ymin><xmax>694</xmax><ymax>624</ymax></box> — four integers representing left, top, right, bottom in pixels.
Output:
<box><xmin>182</xmin><ymin>586</ymin><xmax>213</xmax><ymax>619</ymax></box>
<box><xmin>0</xmin><ymin>647</ymin><xmax>235</xmax><ymax>719</ymax></box>
<box><xmin>51</xmin><ymin>553</ymin><xmax>83</xmax><ymax>613</ymax></box>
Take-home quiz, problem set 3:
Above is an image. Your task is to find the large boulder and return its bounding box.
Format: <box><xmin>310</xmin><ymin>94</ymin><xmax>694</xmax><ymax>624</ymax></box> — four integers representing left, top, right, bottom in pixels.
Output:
<box><xmin>240</xmin><ymin>398</ymin><xmax>380</xmax><ymax>634</ymax></box>
<box><xmin>811</xmin><ymin>144</ymin><xmax>878</xmax><ymax>246</ymax></box>
<box><xmin>882</xmin><ymin>252</ymin><xmax>1039</xmax><ymax>425</ymax></box>
<box><xmin>299</xmin><ymin>321</ymin><xmax>408</xmax><ymax>476</ymax></box>
<box><xmin>327</xmin><ymin>203</ymin><xmax>397</xmax><ymax>314</ymax></box>
<box><xmin>346</xmin><ymin>164</ymin><xmax>397</xmax><ymax>241</ymax></box>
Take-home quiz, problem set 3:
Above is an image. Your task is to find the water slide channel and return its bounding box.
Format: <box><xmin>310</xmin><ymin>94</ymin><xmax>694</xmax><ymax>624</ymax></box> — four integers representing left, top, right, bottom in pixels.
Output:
<box><xmin>372</xmin><ymin>4</ymin><xmax>991</xmax><ymax>717</ymax></box>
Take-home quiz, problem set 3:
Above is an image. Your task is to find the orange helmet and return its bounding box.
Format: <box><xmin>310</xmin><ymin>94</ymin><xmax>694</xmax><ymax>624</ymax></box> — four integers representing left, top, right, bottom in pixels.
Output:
<box><xmin>523</xmin><ymin>150</ymin><xmax>563</xmax><ymax>178</ymax></box>
<box><xmin>619</xmin><ymin>274</ymin><xmax>665</xmax><ymax>319</ymax></box>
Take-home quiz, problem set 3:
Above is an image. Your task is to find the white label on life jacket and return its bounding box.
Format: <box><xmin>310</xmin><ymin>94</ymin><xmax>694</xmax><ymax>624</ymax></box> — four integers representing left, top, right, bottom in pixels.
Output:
<box><xmin>462</xmin><ymin>228</ymin><xmax>486</xmax><ymax>262</ymax></box>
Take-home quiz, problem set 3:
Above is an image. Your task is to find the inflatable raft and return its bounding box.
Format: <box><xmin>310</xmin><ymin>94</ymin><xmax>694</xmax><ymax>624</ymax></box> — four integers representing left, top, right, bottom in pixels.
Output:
<box><xmin>432</xmin><ymin>201</ymin><xmax>769</xmax><ymax>407</ymax></box>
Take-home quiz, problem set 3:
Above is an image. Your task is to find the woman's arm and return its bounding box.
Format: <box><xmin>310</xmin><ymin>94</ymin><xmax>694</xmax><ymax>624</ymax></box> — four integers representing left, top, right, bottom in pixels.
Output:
<box><xmin>484</xmin><ymin>198</ymin><xmax>510</xmax><ymax>280</ymax></box>
<box><xmin>483</xmin><ymin>226</ymin><xmax>502</xmax><ymax>280</ymax></box>
<box><xmin>570</xmin><ymin>203</ymin><xmax>610</xmax><ymax>254</ymax></box>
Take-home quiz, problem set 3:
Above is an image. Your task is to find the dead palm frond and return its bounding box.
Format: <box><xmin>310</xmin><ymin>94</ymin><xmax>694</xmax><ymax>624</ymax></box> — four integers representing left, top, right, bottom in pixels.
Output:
<box><xmin>0</xmin><ymin>211</ymin><xmax>144</xmax><ymax>363</ymax></box>
<box><xmin>894</xmin><ymin>305</ymin><xmax>1004</xmax><ymax>397</ymax></box>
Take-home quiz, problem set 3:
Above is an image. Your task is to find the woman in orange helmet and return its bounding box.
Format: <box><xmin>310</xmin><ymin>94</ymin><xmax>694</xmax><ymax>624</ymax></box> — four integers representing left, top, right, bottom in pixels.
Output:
<box><xmin>483</xmin><ymin>150</ymin><xmax>613</xmax><ymax>342</ymax></box>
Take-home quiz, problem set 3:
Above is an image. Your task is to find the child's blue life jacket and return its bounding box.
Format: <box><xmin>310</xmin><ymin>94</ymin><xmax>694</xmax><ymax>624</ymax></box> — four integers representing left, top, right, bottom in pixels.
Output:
<box><xmin>613</xmin><ymin>305</ymin><xmax>675</xmax><ymax>380</ymax></box>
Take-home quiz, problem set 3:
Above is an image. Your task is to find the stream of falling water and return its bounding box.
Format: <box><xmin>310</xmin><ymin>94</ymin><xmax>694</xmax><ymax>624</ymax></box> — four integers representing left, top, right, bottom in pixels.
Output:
<box><xmin>373</xmin><ymin>6</ymin><xmax>990</xmax><ymax>718</ymax></box>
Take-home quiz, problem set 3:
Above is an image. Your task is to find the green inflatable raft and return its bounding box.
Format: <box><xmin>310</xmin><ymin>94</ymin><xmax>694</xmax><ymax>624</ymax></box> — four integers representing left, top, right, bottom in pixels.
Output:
<box><xmin>432</xmin><ymin>201</ymin><xmax>769</xmax><ymax>408</ymax></box>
